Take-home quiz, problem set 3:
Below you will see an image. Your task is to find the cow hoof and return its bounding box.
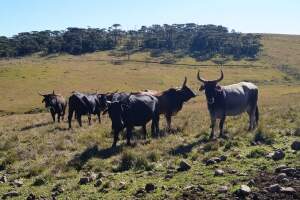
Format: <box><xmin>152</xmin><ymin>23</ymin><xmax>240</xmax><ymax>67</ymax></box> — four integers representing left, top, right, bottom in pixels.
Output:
<box><xmin>220</xmin><ymin>134</ymin><xmax>228</xmax><ymax>139</ymax></box>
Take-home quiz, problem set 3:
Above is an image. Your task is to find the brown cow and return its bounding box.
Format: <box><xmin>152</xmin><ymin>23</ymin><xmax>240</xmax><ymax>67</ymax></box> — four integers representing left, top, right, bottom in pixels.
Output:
<box><xmin>141</xmin><ymin>77</ymin><xmax>196</xmax><ymax>131</ymax></box>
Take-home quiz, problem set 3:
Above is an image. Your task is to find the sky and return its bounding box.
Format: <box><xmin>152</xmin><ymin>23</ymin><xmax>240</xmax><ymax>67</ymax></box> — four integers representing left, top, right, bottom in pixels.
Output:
<box><xmin>0</xmin><ymin>0</ymin><xmax>299</xmax><ymax>36</ymax></box>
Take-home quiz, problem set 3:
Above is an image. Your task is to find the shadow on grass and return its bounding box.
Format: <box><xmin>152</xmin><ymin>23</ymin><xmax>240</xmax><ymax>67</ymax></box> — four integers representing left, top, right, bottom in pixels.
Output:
<box><xmin>20</xmin><ymin>121</ymin><xmax>53</xmax><ymax>131</ymax></box>
<box><xmin>47</xmin><ymin>126</ymin><xmax>69</xmax><ymax>132</ymax></box>
<box><xmin>169</xmin><ymin>137</ymin><xmax>208</xmax><ymax>156</ymax></box>
<box><xmin>67</xmin><ymin>145</ymin><xmax>123</xmax><ymax>170</ymax></box>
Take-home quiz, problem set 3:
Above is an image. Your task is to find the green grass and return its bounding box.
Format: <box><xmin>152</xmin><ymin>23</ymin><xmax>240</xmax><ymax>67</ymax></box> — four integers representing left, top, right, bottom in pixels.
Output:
<box><xmin>0</xmin><ymin>34</ymin><xmax>300</xmax><ymax>199</ymax></box>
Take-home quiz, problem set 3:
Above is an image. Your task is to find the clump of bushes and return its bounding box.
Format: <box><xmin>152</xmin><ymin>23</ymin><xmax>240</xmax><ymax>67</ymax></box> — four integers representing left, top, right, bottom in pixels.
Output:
<box><xmin>253</xmin><ymin>125</ymin><xmax>275</xmax><ymax>145</ymax></box>
<box><xmin>223</xmin><ymin>140</ymin><xmax>239</xmax><ymax>151</ymax></box>
<box><xmin>147</xmin><ymin>151</ymin><xmax>160</xmax><ymax>162</ymax></box>
<box><xmin>246</xmin><ymin>148</ymin><xmax>267</xmax><ymax>158</ymax></box>
<box><xmin>203</xmin><ymin>141</ymin><xmax>219</xmax><ymax>152</ymax></box>
<box><xmin>116</xmin><ymin>151</ymin><xmax>154</xmax><ymax>172</ymax></box>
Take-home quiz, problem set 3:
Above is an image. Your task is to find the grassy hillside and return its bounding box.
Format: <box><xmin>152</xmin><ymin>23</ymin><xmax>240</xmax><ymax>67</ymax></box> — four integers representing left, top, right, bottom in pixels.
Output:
<box><xmin>0</xmin><ymin>34</ymin><xmax>299</xmax><ymax>199</ymax></box>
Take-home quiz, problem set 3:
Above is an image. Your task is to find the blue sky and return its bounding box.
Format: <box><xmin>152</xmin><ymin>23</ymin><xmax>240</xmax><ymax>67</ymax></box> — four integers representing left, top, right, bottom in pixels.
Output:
<box><xmin>1</xmin><ymin>0</ymin><xmax>299</xmax><ymax>36</ymax></box>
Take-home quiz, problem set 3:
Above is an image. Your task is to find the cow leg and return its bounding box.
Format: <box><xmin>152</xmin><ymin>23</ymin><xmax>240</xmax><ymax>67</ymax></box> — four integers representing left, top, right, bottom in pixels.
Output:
<box><xmin>209</xmin><ymin>118</ymin><xmax>216</xmax><ymax>140</ymax></box>
<box><xmin>68</xmin><ymin>109</ymin><xmax>74</xmax><ymax>129</ymax></box>
<box><xmin>88</xmin><ymin>114</ymin><xmax>92</xmax><ymax>125</ymax></box>
<box><xmin>112</xmin><ymin>130</ymin><xmax>119</xmax><ymax>148</ymax></box>
<box><xmin>247</xmin><ymin>109</ymin><xmax>255</xmax><ymax>131</ymax></box>
<box><xmin>165</xmin><ymin>114</ymin><xmax>172</xmax><ymax>132</ymax></box>
<box><xmin>57</xmin><ymin>113</ymin><xmax>61</xmax><ymax>123</ymax></box>
<box><xmin>155</xmin><ymin>115</ymin><xmax>160</xmax><ymax>137</ymax></box>
<box><xmin>97</xmin><ymin>112</ymin><xmax>101</xmax><ymax>124</ymax></box>
<box><xmin>77</xmin><ymin>114</ymin><xmax>82</xmax><ymax>127</ymax></box>
<box><xmin>50</xmin><ymin>110</ymin><xmax>55</xmax><ymax>122</ymax></box>
<box><xmin>219</xmin><ymin>116</ymin><xmax>226</xmax><ymax>138</ymax></box>
<box><xmin>142</xmin><ymin>125</ymin><xmax>147</xmax><ymax>140</ymax></box>
<box><xmin>152</xmin><ymin>113</ymin><xmax>160</xmax><ymax>137</ymax></box>
<box><xmin>62</xmin><ymin>105</ymin><xmax>66</xmax><ymax>121</ymax></box>
<box><xmin>126</xmin><ymin>127</ymin><xmax>133</xmax><ymax>146</ymax></box>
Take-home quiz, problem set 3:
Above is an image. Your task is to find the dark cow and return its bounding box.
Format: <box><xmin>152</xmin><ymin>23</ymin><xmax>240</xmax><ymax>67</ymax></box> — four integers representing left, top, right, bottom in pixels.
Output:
<box><xmin>68</xmin><ymin>92</ymin><xmax>107</xmax><ymax>128</ymax></box>
<box><xmin>197</xmin><ymin>69</ymin><xmax>259</xmax><ymax>139</ymax></box>
<box><xmin>39</xmin><ymin>90</ymin><xmax>67</xmax><ymax>123</ymax></box>
<box><xmin>103</xmin><ymin>94</ymin><xmax>160</xmax><ymax>147</ymax></box>
<box><xmin>141</xmin><ymin>77</ymin><xmax>196</xmax><ymax>131</ymax></box>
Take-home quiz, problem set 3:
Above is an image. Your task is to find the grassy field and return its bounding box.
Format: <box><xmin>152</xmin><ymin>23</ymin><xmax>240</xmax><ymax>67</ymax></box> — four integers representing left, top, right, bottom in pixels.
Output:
<box><xmin>0</xmin><ymin>34</ymin><xmax>300</xmax><ymax>199</ymax></box>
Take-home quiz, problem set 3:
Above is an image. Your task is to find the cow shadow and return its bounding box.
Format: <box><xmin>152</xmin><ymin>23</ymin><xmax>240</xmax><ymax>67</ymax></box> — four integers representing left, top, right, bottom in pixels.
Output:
<box><xmin>169</xmin><ymin>137</ymin><xmax>208</xmax><ymax>156</ymax></box>
<box><xmin>20</xmin><ymin>121</ymin><xmax>53</xmax><ymax>131</ymax></box>
<box><xmin>67</xmin><ymin>145</ymin><xmax>122</xmax><ymax>170</ymax></box>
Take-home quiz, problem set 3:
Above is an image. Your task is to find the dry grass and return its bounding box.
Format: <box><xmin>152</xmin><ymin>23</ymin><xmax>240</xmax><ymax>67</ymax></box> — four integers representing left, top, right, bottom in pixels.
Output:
<box><xmin>0</xmin><ymin>34</ymin><xmax>300</xmax><ymax>199</ymax></box>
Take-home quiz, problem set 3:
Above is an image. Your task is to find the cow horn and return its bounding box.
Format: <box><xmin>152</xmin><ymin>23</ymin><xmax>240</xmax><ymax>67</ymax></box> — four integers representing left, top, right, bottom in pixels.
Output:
<box><xmin>197</xmin><ymin>70</ymin><xmax>207</xmax><ymax>82</ymax></box>
<box><xmin>52</xmin><ymin>90</ymin><xmax>55</xmax><ymax>95</ymax></box>
<box><xmin>214</xmin><ymin>69</ymin><xmax>224</xmax><ymax>83</ymax></box>
<box><xmin>182</xmin><ymin>77</ymin><xmax>187</xmax><ymax>87</ymax></box>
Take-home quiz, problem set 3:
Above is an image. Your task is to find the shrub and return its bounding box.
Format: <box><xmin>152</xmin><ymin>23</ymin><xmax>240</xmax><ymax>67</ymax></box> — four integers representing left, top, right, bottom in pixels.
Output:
<box><xmin>223</xmin><ymin>140</ymin><xmax>239</xmax><ymax>151</ymax></box>
<box><xmin>246</xmin><ymin>148</ymin><xmax>267</xmax><ymax>158</ymax></box>
<box><xmin>26</xmin><ymin>165</ymin><xmax>45</xmax><ymax>178</ymax></box>
<box><xmin>147</xmin><ymin>151</ymin><xmax>160</xmax><ymax>162</ymax></box>
<box><xmin>117</xmin><ymin>151</ymin><xmax>136</xmax><ymax>171</ymax></box>
<box><xmin>203</xmin><ymin>142</ymin><xmax>219</xmax><ymax>152</ymax></box>
<box><xmin>117</xmin><ymin>151</ymin><xmax>153</xmax><ymax>171</ymax></box>
<box><xmin>135</xmin><ymin>156</ymin><xmax>152</xmax><ymax>171</ymax></box>
<box><xmin>253</xmin><ymin>125</ymin><xmax>275</xmax><ymax>145</ymax></box>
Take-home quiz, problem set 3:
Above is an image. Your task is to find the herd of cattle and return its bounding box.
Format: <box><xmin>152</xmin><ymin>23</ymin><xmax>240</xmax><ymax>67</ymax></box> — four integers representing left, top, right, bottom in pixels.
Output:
<box><xmin>38</xmin><ymin>69</ymin><xmax>259</xmax><ymax>147</ymax></box>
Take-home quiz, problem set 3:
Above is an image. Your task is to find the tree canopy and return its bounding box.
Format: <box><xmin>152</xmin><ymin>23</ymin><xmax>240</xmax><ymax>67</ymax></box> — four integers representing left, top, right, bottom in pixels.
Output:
<box><xmin>0</xmin><ymin>24</ymin><xmax>261</xmax><ymax>60</ymax></box>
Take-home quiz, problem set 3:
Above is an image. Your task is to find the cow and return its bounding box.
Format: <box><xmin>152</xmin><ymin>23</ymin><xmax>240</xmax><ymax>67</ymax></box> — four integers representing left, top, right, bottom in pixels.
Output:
<box><xmin>141</xmin><ymin>77</ymin><xmax>196</xmax><ymax>131</ymax></box>
<box><xmin>197</xmin><ymin>69</ymin><xmax>259</xmax><ymax>139</ymax></box>
<box><xmin>68</xmin><ymin>91</ymin><xmax>107</xmax><ymax>128</ymax></box>
<box><xmin>103</xmin><ymin>93</ymin><xmax>160</xmax><ymax>147</ymax></box>
<box><xmin>39</xmin><ymin>90</ymin><xmax>67</xmax><ymax>123</ymax></box>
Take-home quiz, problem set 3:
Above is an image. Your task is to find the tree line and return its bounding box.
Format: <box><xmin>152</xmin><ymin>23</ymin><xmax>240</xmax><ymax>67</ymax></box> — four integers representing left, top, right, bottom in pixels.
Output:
<box><xmin>0</xmin><ymin>23</ymin><xmax>261</xmax><ymax>60</ymax></box>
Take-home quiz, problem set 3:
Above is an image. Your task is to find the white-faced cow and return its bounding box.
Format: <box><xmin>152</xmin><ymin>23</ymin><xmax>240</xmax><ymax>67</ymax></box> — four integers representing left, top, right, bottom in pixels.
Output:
<box><xmin>103</xmin><ymin>93</ymin><xmax>160</xmax><ymax>148</ymax></box>
<box><xmin>141</xmin><ymin>77</ymin><xmax>196</xmax><ymax>131</ymax></box>
<box><xmin>197</xmin><ymin>69</ymin><xmax>259</xmax><ymax>139</ymax></box>
<box><xmin>39</xmin><ymin>90</ymin><xmax>67</xmax><ymax>123</ymax></box>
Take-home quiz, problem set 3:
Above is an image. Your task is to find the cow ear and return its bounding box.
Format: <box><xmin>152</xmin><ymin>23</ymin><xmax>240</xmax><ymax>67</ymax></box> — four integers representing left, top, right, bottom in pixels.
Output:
<box><xmin>216</xmin><ymin>85</ymin><xmax>222</xmax><ymax>92</ymax></box>
<box><xmin>199</xmin><ymin>85</ymin><xmax>205</xmax><ymax>91</ymax></box>
<box><xmin>42</xmin><ymin>99</ymin><xmax>45</xmax><ymax>103</ymax></box>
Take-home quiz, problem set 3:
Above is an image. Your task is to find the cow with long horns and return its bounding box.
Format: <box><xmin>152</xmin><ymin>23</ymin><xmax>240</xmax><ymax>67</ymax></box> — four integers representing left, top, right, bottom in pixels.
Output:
<box><xmin>197</xmin><ymin>69</ymin><xmax>259</xmax><ymax>139</ymax></box>
<box><xmin>39</xmin><ymin>90</ymin><xmax>67</xmax><ymax>123</ymax></box>
<box><xmin>141</xmin><ymin>77</ymin><xmax>196</xmax><ymax>132</ymax></box>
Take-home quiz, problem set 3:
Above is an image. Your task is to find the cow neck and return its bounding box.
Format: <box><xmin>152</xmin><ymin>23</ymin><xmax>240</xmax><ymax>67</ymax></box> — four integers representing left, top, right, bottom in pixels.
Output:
<box><xmin>207</xmin><ymin>88</ymin><xmax>226</xmax><ymax>109</ymax></box>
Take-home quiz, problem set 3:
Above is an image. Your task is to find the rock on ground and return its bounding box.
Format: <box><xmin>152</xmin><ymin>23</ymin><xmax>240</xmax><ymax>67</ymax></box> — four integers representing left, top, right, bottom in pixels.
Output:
<box><xmin>177</xmin><ymin>160</ymin><xmax>191</xmax><ymax>171</ymax></box>
<box><xmin>145</xmin><ymin>183</ymin><xmax>156</xmax><ymax>192</ymax></box>
<box><xmin>291</xmin><ymin>141</ymin><xmax>300</xmax><ymax>151</ymax></box>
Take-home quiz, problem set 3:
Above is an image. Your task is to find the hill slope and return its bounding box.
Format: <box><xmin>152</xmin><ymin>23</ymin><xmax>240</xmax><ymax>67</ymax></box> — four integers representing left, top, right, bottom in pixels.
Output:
<box><xmin>0</xmin><ymin>34</ymin><xmax>299</xmax><ymax>199</ymax></box>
